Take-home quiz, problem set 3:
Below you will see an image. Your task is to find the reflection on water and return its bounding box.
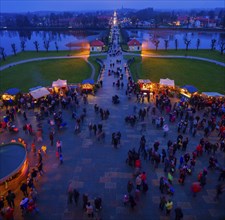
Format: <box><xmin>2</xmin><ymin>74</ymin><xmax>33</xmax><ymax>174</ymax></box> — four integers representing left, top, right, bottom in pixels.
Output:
<box><xmin>126</xmin><ymin>29</ymin><xmax>225</xmax><ymax>50</ymax></box>
<box><xmin>0</xmin><ymin>30</ymin><xmax>106</xmax><ymax>55</ymax></box>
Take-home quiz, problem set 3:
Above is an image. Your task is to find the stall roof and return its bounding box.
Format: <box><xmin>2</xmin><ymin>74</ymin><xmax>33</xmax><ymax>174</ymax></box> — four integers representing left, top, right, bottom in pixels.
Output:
<box><xmin>159</xmin><ymin>78</ymin><xmax>175</xmax><ymax>87</ymax></box>
<box><xmin>138</xmin><ymin>79</ymin><xmax>151</xmax><ymax>84</ymax></box>
<box><xmin>29</xmin><ymin>87</ymin><xmax>50</xmax><ymax>99</ymax></box>
<box><xmin>5</xmin><ymin>88</ymin><xmax>20</xmax><ymax>95</ymax></box>
<box><xmin>82</xmin><ymin>79</ymin><xmax>95</xmax><ymax>85</ymax></box>
<box><xmin>202</xmin><ymin>92</ymin><xmax>224</xmax><ymax>97</ymax></box>
<box><xmin>52</xmin><ymin>79</ymin><xmax>67</xmax><ymax>87</ymax></box>
<box><xmin>181</xmin><ymin>85</ymin><xmax>198</xmax><ymax>93</ymax></box>
<box><xmin>29</xmin><ymin>86</ymin><xmax>43</xmax><ymax>92</ymax></box>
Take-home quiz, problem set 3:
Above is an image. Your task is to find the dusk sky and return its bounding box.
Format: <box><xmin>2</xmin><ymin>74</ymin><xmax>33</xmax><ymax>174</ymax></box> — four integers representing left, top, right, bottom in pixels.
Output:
<box><xmin>1</xmin><ymin>0</ymin><xmax>224</xmax><ymax>13</ymax></box>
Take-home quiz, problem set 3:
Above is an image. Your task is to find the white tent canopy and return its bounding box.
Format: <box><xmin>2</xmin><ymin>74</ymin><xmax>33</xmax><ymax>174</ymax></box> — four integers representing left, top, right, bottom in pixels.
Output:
<box><xmin>159</xmin><ymin>78</ymin><xmax>175</xmax><ymax>87</ymax></box>
<box><xmin>29</xmin><ymin>87</ymin><xmax>50</xmax><ymax>99</ymax></box>
<box><xmin>52</xmin><ymin>79</ymin><xmax>67</xmax><ymax>88</ymax></box>
<box><xmin>202</xmin><ymin>92</ymin><xmax>224</xmax><ymax>97</ymax></box>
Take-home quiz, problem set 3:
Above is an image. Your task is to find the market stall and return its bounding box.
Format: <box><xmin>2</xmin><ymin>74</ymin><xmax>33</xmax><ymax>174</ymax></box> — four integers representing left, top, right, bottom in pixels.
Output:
<box><xmin>180</xmin><ymin>85</ymin><xmax>198</xmax><ymax>100</ymax></box>
<box><xmin>202</xmin><ymin>92</ymin><xmax>224</xmax><ymax>98</ymax></box>
<box><xmin>52</xmin><ymin>79</ymin><xmax>68</xmax><ymax>95</ymax></box>
<box><xmin>159</xmin><ymin>78</ymin><xmax>175</xmax><ymax>87</ymax></box>
<box><xmin>29</xmin><ymin>86</ymin><xmax>50</xmax><ymax>99</ymax></box>
<box><xmin>137</xmin><ymin>79</ymin><xmax>151</xmax><ymax>93</ymax></box>
<box><xmin>2</xmin><ymin>88</ymin><xmax>21</xmax><ymax>105</ymax></box>
<box><xmin>81</xmin><ymin>79</ymin><xmax>95</xmax><ymax>94</ymax></box>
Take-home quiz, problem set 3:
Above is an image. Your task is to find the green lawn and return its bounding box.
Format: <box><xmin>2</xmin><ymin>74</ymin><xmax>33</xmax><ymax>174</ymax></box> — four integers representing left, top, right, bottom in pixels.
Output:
<box><xmin>88</xmin><ymin>55</ymin><xmax>106</xmax><ymax>81</ymax></box>
<box><xmin>126</xmin><ymin>56</ymin><xmax>225</xmax><ymax>94</ymax></box>
<box><xmin>142</xmin><ymin>49</ymin><xmax>225</xmax><ymax>63</ymax></box>
<box><xmin>0</xmin><ymin>50</ymin><xmax>90</xmax><ymax>66</ymax></box>
<box><xmin>0</xmin><ymin>58</ymin><xmax>91</xmax><ymax>92</ymax></box>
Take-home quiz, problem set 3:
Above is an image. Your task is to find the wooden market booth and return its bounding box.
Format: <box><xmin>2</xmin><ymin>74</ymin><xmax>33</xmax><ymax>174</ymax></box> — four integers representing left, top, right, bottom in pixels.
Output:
<box><xmin>81</xmin><ymin>79</ymin><xmax>95</xmax><ymax>94</ymax></box>
<box><xmin>180</xmin><ymin>85</ymin><xmax>198</xmax><ymax>100</ymax></box>
<box><xmin>52</xmin><ymin>79</ymin><xmax>68</xmax><ymax>96</ymax></box>
<box><xmin>2</xmin><ymin>88</ymin><xmax>21</xmax><ymax>105</ymax></box>
<box><xmin>137</xmin><ymin>79</ymin><xmax>152</xmax><ymax>94</ymax></box>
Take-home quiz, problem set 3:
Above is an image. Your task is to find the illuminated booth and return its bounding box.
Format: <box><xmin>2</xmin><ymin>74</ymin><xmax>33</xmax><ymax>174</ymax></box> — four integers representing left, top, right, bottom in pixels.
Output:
<box><xmin>81</xmin><ymin>79</ymin><xmax>95</xmax><ymax>94</ymax></box>
<box><xmin>180</xmin><ymin>85</ymin><xmax>198</xmax><ymax>100</ymax></box>
<box><xmin>52</xmin><ymin>79</ymin><xmax>68</xmax><ymax>96</ymax></box>
<box><xmin>2</xmin><ymin>88</ymin><xmax>21</xmax><ymax>105</ymax></box>
<box><xmin>138</xmin><ymin>79</ymin><xmax>151</xmax><ymax>93</ymax></box>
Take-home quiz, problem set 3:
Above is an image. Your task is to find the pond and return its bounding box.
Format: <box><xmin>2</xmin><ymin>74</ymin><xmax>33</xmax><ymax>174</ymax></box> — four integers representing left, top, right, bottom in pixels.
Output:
<box><xmin>0</xmin><ymin>30</ymin><xmax>106</xmax><ymax>55</ymax></box>
<box><xmin>126</xmin><ymin>29</ymin><xmax>225</xmax><ymax>50</ymax></box>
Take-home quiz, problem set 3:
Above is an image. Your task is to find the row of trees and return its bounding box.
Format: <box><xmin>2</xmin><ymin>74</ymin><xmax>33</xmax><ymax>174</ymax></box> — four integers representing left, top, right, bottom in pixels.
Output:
<box><xmin>0</xmin><ymin>38</ymin><xmax>224</xmax><ymax>61</ymax></box>
<box><xmin>0</xmin><ymin>41</ymin><xmax>59</xmax><ymax>60</ymax></box>
<box><xmin>151</xmin><ymin>38</ymin><xmax>225</xmax><ymax>54</ymax></box>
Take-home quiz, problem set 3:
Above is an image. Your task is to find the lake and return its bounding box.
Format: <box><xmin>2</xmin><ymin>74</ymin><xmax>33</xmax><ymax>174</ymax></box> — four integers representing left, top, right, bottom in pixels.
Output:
<box><xmin>126</xmin><ymin>29</ymin><xmax>225</xmax><ymax>50</ymax></box>
<box><xmin>0</xmin><ymin>30</ymin><xmax>106</xmax><ymax>55</ymax></box>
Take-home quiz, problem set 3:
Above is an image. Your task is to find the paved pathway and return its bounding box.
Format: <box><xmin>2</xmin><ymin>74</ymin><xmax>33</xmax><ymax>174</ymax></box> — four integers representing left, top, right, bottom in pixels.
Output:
<box><xmin>0</xmin><ymin>16</ymin><xmax>224</xmax><ymax>220</ymax></box>
<box><xmin>124</xmin><ymin>52</ymin><xmax>225</xmax><ymax>67</ymax></box>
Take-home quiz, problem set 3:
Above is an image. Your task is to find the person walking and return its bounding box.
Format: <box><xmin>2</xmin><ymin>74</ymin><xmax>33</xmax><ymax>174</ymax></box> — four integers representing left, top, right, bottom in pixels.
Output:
<box><xmin>6</xmin><ymin>190</ymin><xmax>15</xmax><ymax>208</ymax></box>
<box><xmin>159</xmin><ymin>196</ymin><xmax>166</xmax><ymax>211</ymax></box>
<box><xmin>56</xmin><ymin>140</ymin><xmax>62</xmax><ymax>153</ymax></box>
<box><xmin>23</xmin><ymin>111</ymin><xmax>27</xmax><ymax>121</ymax></box>
<box><xmin>67</xmin><ymin>182</ymin><xmax>74</xmax><ymax>204</ymax></box>
<box><xmin>165</xmin><ymin>199</ymin><xmax>173</xmax><ymax>215</ymax></box>
<box><xmin>175</xmin><ymin>207</ymin><xmax>184</xmax><ymax>220</ymax></box>
<box><xmin>59</xmin><ymin>153</ymin><xmax>63</xmax><ymax>164</ymax></box>
<box><xmin>127</xmin><ymin>180</ymin><xmax>133</xmax><ymax>195</ymax></box>
<box><xmin>86</xmin><ymin>202</ymin><xmax>94</xmax><ymax>218</ymax></box>
<box><xmin>20</xmin><ymin>182</ymin><xmax>28</xmax><ymax>197</ymax></box>
<box><xmin>214</xmin><ymin>183</ymin><xmax>224</xmax><ymax>201</ymax></box>
<box><xmin>163</xmin><ymin>124</ymin><xmax>169</xmax><ymax>137</ymax></box>
<box><xmin>135</xmin><ymin>174</ymin><xmax>142</xmax><ymax>190</ymax></box>
<box><xmin>73</xmin><ymin>189</ymin><xmax>80</xmax><ymax>206</ymax></box>
<box><xmin>82</xmin><ymin>194</ymin><xmax>88</xmax><ymax>210</ymax></box>
<box><xmin>49</xmin><ymin>131</ymin><xmax>54</xmax><ymax>146</ymax></box>
<box><xmin>37</xmin><ymin>161</ymin><xmax>44</xmax><ymax>176</ymax></box>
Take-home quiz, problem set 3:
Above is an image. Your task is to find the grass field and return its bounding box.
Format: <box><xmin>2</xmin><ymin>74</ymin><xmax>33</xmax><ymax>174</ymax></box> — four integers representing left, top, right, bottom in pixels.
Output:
<box><xmin>0</xmin><ymin>50</ymin><xmax>90</xmax><ymax>66</ymax></box>
<box><xmin>141</xmin><ymin>49</ymin><xmax>225</xmax><ymax>63</ymax></box>
<box><xmin>0</xmin><ymin>58</ymin><xmax>91</xmax><ymax>92</ymax></box>
<box><xmin>88</xmin><ymin>55</ymin><xmax>107</xmax><ymax>81</ymax></box>
<box><xmin>126</xmin><ymin>56</ymin><xmax>225</xmax><ymax>94</ymax></box>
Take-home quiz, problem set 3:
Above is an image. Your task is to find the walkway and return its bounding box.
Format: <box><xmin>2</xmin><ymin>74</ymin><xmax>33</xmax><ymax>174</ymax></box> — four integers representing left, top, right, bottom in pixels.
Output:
<box><xmin>124</xmin><ymin>52</ymin><xmax>225</xmax><ymax>67</ymax></box>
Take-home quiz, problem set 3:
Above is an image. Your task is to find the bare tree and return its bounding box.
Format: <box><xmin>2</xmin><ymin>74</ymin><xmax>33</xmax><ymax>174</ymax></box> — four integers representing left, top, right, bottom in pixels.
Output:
<box><xmin>44</xmin><ymin>40</ymin><xmax>50</xmax><ymax>52</ymax></box>
<box><xmin>175</xmin><ymin>39</ymin><xmax>178</xmax><ymax>51</ymax></box>
<box><xmin>196</xmin><ymin>38</ymin><xmax>200</xmax><ymax>50</ymax></box>
<box><xmin>164</xmin><ymin>40</ymin><xmax>169</xmax><ymax>51</ymax></box>
<box><xmin>0</xmin><ymin>47</ymin><xmax>6</xmax><ymax>61</ymax></box>
<box><xmin>11</xmin><ymin>43</ymin><xmax>17</xmax><ymax>56</ymax></box>
<box><xmin>21</xmin><ymin>41</ymin><xmax>26</xmax><ymax>52</ymax></box>
<box><xmin>184</xmin><ymin>38</ymin><xmax>191</xmax><ymax>51</ymax></box>
<box><xmin>55</xmin><ymin>42</ymin><xmax>59</xmax><ymax>52</ymax></box>
<box><xmin>219</xmin><ymin>41</ymin><xmax>225</xmax><ymax>55</ymax></box>
<box><xmin>33</xmin><ymin>41</ymin><xmax>39</xmax><ymax>52</ymax></box>
<box><xmin>153</xmin><ymin>39</ymin><xmax>160</xmax><ymax>51</ymax></box>
<box><xmin>211</xmin><ymin>39</ymin><xmax>217</xmax><ymax>51</ymax></box>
